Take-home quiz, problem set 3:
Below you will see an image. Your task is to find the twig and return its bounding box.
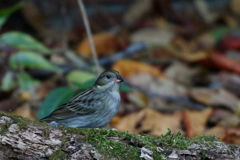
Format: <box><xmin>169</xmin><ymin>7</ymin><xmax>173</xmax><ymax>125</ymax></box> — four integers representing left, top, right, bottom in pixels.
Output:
<box><xmin>98</xmin><ymin>42</ymin><xmax>147</xmax><ymax>65</ymax></box>
<box><xmin>64</xmin><ymin>50</ymin><xmax>90</xmax><ymax>70</ymax></box>
<box><xmin>77</xmin><ymin>0</ymin><xmax>100</xmax><ymax>75</ymax></box>
<box><xmin>60</xmin><ymin>1</ymin><xmax>91</xmax><ymax>72</ymax></box>
<box><xmin>89</xmin><ymin>0</ymin><xmax>117</xmax><ymax>27</ymax></box>
<box><xmin>60</xmin><ymin>0</ymin><xmax>68</xmax><ymax>55</ymax></box>
<box><xmin>194</xmin><ymin>0</ymin><xmax>213</xmax><ymax>24</ymax></box>
<box><xmin>125</xmin><ymin>81</ymin><xmax>205</xmax><ymax>110</ymax></box>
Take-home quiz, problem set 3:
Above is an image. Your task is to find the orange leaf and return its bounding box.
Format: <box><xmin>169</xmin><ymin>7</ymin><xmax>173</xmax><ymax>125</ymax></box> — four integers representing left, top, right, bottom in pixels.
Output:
<box><xmin>110</xmin><ymin>115</ymin><xmax>121</xmax><ymax>125</ymax></box>
<box><xmin>77</xmin><ymin>32</ymin><xmax>118</xmax><ymax>58</ymax></box>
<box><xmin>14</xmin><ymin>104</ymin><xmax>36</xmax><ymax>120</ymax></box>
<box><xmin>182</xmin><ymin>108</ymin><xmax>213</xmax><ymax>138</ymax></box>
<box><xmin>115</xmin><ymin>108</ymin><xmax>181</xmax><ymax>136</ymax></box>
<box><xmin>113</xmin><ymin>59</ymin><xmax>165</xmax><ymax>78</ymax></box>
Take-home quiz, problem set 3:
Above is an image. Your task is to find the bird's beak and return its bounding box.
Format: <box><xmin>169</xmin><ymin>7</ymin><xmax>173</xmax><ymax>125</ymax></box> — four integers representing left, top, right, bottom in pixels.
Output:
<box><xmin>115</xmin><ymin>77</ymin><xmax>124</xmax><ymax>83</ymax></box>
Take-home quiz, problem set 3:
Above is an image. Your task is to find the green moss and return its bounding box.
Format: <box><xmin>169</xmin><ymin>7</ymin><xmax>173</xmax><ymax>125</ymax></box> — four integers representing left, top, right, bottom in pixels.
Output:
<box><xmin>201</xmin><ymin>150</ymin><xmax>206</xmax><ymax>159</ymax></box>
<box><xmin>159</xmin><ymin>129</ymin><xmax>190</xmax><ymax>149</ymax></box>
<box><xmin>191</xmin><ymin>134</ymin><xmax>219</xmax><ymax>147</ymax></box>
<box><xmin>59</xmin><ymin>127</ymin><xmax>166</xmax><ymax>159</ymax></box>
<box><xmin>49</xmin><ymin>150</ymin><xmax>66</xmax><ymax>160</ymax></box>
<box><xmin>0</xmin><ymin>122</ymin><xmax>10</xmax><ymax>135</ymax></box>
<box><xmin>83</xmin><ymin>129</ymin><xmax>140</xmax><ymax>159</ymax></box>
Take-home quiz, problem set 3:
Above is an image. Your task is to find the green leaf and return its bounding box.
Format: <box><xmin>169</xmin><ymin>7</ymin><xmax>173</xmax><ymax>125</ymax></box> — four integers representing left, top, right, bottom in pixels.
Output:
<box><xmin>38</xmin><ymin>87</ymin><xmax>75</xmax><ymax>119</ymax></box>
<box><xmin>210</xmin><ymin>27</ymin><xmax>233</xmax><ymax>43</ymax></box>
<box><xmin>74</xmin><ymin>78</ymin><xmax>132</xmax><ymax>92</ymax></box>
<box><xmin>0</xmin><ymin>1</ymin><xmax>23</xmax><ymax>29</ymax></box>
<box><xmin>66</xmin><ymin>70</ymin><xmax>96</xmax><ymax>84</ymax></box>
<box><xmin>0</xmin><ymin>31</ymin><xmax>51</xmax><ymax>53</ymax></box>
<box><xmin>1</xmin><ymin>71</ymin><xmax>17</xmax><ymax>91</ymax></box>
<box><xmin>17</xmin><ymin>72</ymin><xmax>40</xmax><ymax>91</ymax></box>
<box><xmin>9</xmin><ymin>51</ymin><xmax>60</xmax><ymax>72</ymax></box>
<box><xmin>72</xmin><ymin>78</ymin><xmax>97</xmax><ymax>90</ymax></box>
<box><xmin>120</xmin><ymin>82</ymin><xmax>132</xmax><ymax>92</ymax></box>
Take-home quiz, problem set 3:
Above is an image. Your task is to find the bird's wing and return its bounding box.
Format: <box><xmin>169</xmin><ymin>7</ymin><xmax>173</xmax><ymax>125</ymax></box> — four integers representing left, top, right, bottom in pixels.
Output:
<box><xmin>41</xmin><ymin>89</ymin><xmax>100</xmax><ymax>121</ymax></box>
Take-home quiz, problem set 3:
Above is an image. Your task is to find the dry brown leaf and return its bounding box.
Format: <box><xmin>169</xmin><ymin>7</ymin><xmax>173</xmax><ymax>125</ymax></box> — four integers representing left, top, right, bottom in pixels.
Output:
<box><xmin>183</xmin><ymin>108</ymin><xmax>213</xmax><ymax>138</ymax></box>
<box><xmin>150</xmin><ymin>77</ymin><xmax>187</xmax><ymax>96</ymax></box>
<box><xmin>0</xmin><ymin>98</ymin><xmax>20</xmax><ymax>112</ymax></box>
<box><xmin>110</xmin><ymin>115</ymin><xmax>121</xmax><ymax>126</ymax></box>
<box><xmin>204</xmin><ymin>126</ymin><xmax>226</xmax><ymax>141</ymax></box>
<box><xmin>14</xmin><ymin>104</ymin><xmax>36</xmax><ymax>120</ymax></box>
<box><xmin>127</xmin><ymin>90</ymin><xmax>148</xmax><ymax>108</ymax></box>
<box><xmin>113</xmin><ymin>59</ymin><xmax>165</xmax><ymax>78</ymax></box>
<box><xmin>115</xmin><ymin>108</ymin><xmax>182</xmax><ymax>136</ymax></box>
<box><xmin>18</xmin><ymin>91</ymin><xmax>31</xmax><ymax>101</ymax></box>
<box><xmin>77</xmin><ymin>32</ymin><xmax>118</xmax><ymax>58</ymax></box>
<box><xmin>190</xmin><ymin>88</ymin><xmax>239</xmax><ymax>110</ymax></box>
<box><xmin>219</xmin><ymin>114</ymin><xmax>240</xmax><ymax>128</ymax></box>
<box><xmin>178</xmin><ymin>51</ymin><xmax>209</xmax><ymax>62</ymax></box>
<box><xmin>130</xmin><ymin>28</ymin><xmax>174</xmax><ymax>47</ymax></box>
<box><xmin>165</xmin><ymin>61</ymin><xmax>199</xmax><ymax>85</ymax></box>
<box><xmin>170</xmin><ymin>38</ymin><xmax>209</xmax><ymax>62</ymax></box>
<box><xmin>204</xmin><ymin>126</ymin><xmax>240</xmax><ymax>145</ymax></box>
<box><xmin>222</xmin><ymin>127</ymin><xmax>240</xmax><ymax>144</ymax></box>
<box><xmin>126</xmin><ymin>72</ymin><xmax>187</xmax><ymax>97</ymax></box>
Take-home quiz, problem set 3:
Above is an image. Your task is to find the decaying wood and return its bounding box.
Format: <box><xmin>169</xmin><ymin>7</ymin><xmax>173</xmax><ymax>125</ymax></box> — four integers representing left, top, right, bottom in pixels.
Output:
<box><xmin>0</xmin><ymin>115</ymin><xmax>240</xmax><ymax>160</ymax></box>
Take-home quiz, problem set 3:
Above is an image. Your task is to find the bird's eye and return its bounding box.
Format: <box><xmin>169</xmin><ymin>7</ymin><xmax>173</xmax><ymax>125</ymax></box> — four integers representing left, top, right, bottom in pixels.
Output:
<box><xmin>106</xmin><ymin>75</ymin><xmax>111</xmax><ymax>79</ymax></box>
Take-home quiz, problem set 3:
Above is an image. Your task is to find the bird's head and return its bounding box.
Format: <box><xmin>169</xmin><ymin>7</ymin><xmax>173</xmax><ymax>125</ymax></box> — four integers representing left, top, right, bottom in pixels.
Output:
<box><xmin>94</xmin><ymin>70</ymin><xmax>123</xmax><ymax>91</ymax></box>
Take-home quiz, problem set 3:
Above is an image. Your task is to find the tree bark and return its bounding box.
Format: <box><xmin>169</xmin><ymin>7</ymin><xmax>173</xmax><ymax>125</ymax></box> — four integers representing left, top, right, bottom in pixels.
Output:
<box><xmin>0</xmin><ymin>114</ymin><xmax>239</xmax><ymax>160</ymax></box>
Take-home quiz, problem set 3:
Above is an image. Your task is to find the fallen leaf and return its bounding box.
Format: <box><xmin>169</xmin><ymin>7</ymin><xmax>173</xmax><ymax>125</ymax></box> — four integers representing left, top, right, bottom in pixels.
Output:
<box><xmin>130</xmin><ymin>28</ymin><xmax>174</xmax><ymax>47</ymax></box>
<box><xmin>222</xmin><ymin>127</ymin><xmax>240</xmax><ymax>144</ymax></box>
<box><xmin>209</xmin><ymin>53</ymin><xmax>240</xmax><ymax>75</ymax></box>
<box><xmin>183</xmin><ymin>108</ymin><xmax>213</xmax><ymax>138</ymax></box>
<box><xmin>204</xmin><ymin>126</ymin><xmax>240</xmax><ymax>144</ymax></box>
<box><xmin>126</xmin><ymin>72</ymin><xmax>187</xmax><ymax>108</ymax></box>
<box><xmin>0</xmin><ymin>98</ymin><xmax>20</xmax><ymax>112</ymax></box>
<box><xmin>190</xmin><ymin>88</ymin><xmax>239</xmax><ymax>110</ymax></box>
<box><xmin>221</xmin><ymin>31</ymin><xmax>240</xmax><ymax>50</ymax></box>
<box><xmin>204</xmin><ymin>126</ymin><xmax>226</xmax><ymax>141</ymax></box>
<box><xmin>150</xmin><ymin>77</ymin><xmax>187</xmax><ymax>97</ymax></box>
<box><xmin>230</xmin><ymin>0</ymin><xmax>240</xmax><ymax>16</ymax></box>
<box><xmin>115</xmin><ymin>108</ymin><xmax>182</xmax><ymax>136</ymax></box>
<box><xmin>110</xmin><ymin>115</ymin><xmax>121</xmax><ymax>126</ymax></box>
<box><xmin>177</xmin><ymin>51</ymin><xmax>209</xmax><ymax>62</ymax></box>
<box><xmin>113</xmin><ymin>59</ymin><xmax>165</xmax><ymax>78</ymax></box>
<box><xmin>14</xmin><ymin>104</ymin><xmax>36</xmax><ymax>120</ymax></box>
<box><xmin>127</xmin><ymin>90</ymin><xmax>148</xmax><ymax>108</ymax></box>
<box><xmin>219</xmin><ymin>114</ymin><xmax>240</xmax><ymax>128</ymax></box>
<box><xmin>165</xmin><ymin>61</ymin><xmax>199</xmax><ymax>85</ymax></box>
<box><xmin>77</xmin><ymin>32</ymin><xmax>118</xmax><ymax>58</ymax></box>
<box><xmin>17</xmin><ymin>91</ymin><xmax>31</xmax><ymax>101</ymax></box>
<box><xmin>170</xmin><ymin>38</ymin><xmax>209</xmax><ymax>62</ymax></box>
<box><xmin>216</xmin><ymin>73</ymin><xmax>240</xmax><ymax>97</ymax></box>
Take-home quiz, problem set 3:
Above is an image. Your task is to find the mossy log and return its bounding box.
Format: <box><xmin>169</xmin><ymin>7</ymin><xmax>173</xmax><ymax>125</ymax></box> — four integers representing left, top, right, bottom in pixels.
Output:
<box><xmin>0</xmin><ymin>113</ymin><xmax>240</xmax><ymax>160</ymax></box>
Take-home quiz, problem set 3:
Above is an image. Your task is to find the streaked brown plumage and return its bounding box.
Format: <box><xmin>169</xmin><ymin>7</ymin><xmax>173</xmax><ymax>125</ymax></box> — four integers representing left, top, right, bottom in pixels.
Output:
<box><xmin>41</xmin><ymin>70</ymin><xmax>123</xmax><ymax>128</ymax></box>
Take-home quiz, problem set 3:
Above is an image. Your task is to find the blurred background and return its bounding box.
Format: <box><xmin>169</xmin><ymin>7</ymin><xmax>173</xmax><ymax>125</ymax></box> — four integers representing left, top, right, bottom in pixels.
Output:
<box><xmin>1</xmin><ymin>0</ymin><xmax>240</xmax><ymax>144</ymax></box>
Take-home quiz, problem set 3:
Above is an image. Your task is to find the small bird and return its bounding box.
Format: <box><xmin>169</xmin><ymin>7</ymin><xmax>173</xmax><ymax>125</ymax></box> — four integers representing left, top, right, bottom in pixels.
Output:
<box><xmin>41</xmin><ymin>70</ymin><xmax>123</xmax><ymax>128</ymax></box>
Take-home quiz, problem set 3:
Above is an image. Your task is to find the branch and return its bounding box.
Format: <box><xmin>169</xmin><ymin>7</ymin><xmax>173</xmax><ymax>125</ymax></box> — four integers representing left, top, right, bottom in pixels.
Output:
<box><xmin>0</xmin><ymin>113</ymin><xmax>239</xmax><ymax>159</ymax></box>
<box><xmin>98</xmin><ymin>42</ymin><xmax>147</xmax><ymax>66</ymax></box>
<box><xmin>77</xmin><ymin>0</ymin><xmax>101</xmax><ymax>75</ymax></box>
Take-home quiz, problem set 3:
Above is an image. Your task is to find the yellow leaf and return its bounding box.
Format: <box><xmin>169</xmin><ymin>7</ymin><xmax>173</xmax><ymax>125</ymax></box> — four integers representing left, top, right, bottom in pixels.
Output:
<box><xmin>113</xmin><ymin>59</ymin><xmax>165</xmax><ymax>78</ymax></box>
<box><xmin>77</xmin><ymin>32</ymin><xmax>118</xmax><ymax>58</ymax></box>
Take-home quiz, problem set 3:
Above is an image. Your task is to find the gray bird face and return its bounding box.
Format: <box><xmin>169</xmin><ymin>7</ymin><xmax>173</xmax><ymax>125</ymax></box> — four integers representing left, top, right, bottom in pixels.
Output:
<box><xmin>94</xmin><ymin>70</ymin><xmax>123</xmax><ymax>90</ymax></box>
